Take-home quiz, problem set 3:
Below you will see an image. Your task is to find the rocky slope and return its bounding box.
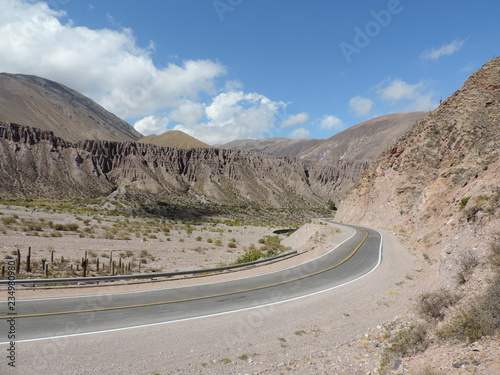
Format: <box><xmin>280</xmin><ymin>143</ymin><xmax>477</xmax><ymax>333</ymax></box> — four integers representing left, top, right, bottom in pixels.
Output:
<box><xmin>220</xmin><ymin>112</ymin><xmax>426</xmax><ymax>162</ymax></box>
<box><xmin>336</xmin><ymin>57</ymin><xmax>500</xmax><ymax>371</ymax></box>
<box><xmin>336</xmin><ymin>58</ymin><xmax>500</xmax><ymax>253</ymax></box>
<box><xmin>0</xmin><ymin>73</ymin><xmax>142</xmax><ymax>142</ymax></box>
<box><xmin>221</xmin><ymin>137</ymin><xmax>323</xmax><ymax>157</ymax></box>
<box><xmin>299</xmin><ymin>112</ymin><xmax>426</xmax><ymax>162</ymax></box>
<box><xmin>0</xmin><ymin>122</ymin><xmax>358</xmax><ymax>208</ymax></box>
<box><xmin>138</xmin><ymin>130</ymin><xmax>211</xmax><ymax>149</ymax></box>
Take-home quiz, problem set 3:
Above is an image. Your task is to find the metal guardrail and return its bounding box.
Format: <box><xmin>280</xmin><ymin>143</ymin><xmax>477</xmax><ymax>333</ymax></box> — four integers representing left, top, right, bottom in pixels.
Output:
<box><xmin>0</xmin><ymin>250</ymin><xmax>298</xmax><ymax>286</ymax></box>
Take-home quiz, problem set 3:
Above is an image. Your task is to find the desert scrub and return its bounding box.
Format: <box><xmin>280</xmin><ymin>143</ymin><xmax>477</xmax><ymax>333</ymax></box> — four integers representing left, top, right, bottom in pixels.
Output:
<box><xmin>459</xmin><ymin>196</ymin><xmax>470</xmax><ymax>210</ymax></box>
<box><xmin>437</xmin><ymin>244</ymin><xmax>500</xmax><ymax>344</ymax></box>
<box><xmin>1</xmin><ymin>216</ymin><xmax>17</xmax><ymax>225</ymax></box>
<box><xmin>258</xmin><ymin>235</ymin><xmax>289</xmax><ymax>254</ymax></box>
<box><xmin>379</xmin><ymin>321</ymin><xmax>430</xmax><ymax>373</ymax></box>
<box><xmin>455</xmin><ymin>248</ymin><xmax>479</xmax><ymax>284</ymax></box>
<box><xmin>232</xmin><ymin>248</ymin><xmax>265</xmax><ymax>264</ymax></box>
<box><xmin>418</xmin><ymin>289</ymin><xmax>459</xmax><ymax>321</ymax></box>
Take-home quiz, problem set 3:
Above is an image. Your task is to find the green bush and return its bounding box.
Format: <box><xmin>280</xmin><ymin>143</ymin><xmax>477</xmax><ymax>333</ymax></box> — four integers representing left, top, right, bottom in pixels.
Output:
<box><xmin>233</xmin><ymin>249</ymin><xmax>264</xmax><ymax>264</ymax></box>
<box><xmin>459</xmin><ymin>196</ymin><xmax>470</xmax><ymax>210</ymax></box>
<box><xmin>327</xmin><ymin>199</ymin><xmax>337</xmax><ymax>211</ymax></box>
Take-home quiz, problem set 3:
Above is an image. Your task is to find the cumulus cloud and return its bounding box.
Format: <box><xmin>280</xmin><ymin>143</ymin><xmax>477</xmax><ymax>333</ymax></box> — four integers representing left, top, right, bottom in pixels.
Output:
<box><xmin>168</xmin><ymin>100</ymin><xmax>205</xmax><ymax>127</ymax></box>
<box><xmin>376</xmin><ymin>78</ymin><xmax>437</xmax><ymax>112</ymax></box>
<box><xmin>289</xmin><ymin>127</ymin><xmax>310</xmax><ymax>139</ymax></box>
<box><xmin>281</xmin><ymin>112</ymin><xmax>309</xmax><ymax>127</ymax></box>
<box><xmin>0</xmin><ymin>0</ymin><xmax>299</xmax><ymax>144</ymax></box>
<box><xmin>421</xmin><ymin>39</ymin><xmax>465</xmax><ymax>60</ymax></box>
<box><xmin>320</xmin><ymin>115</ymin><xmax>344</xmax><ymax>130</ymax></box>
<box><xmin>0</xmin><ymin>0</ymin><xmax>225</xmax><ymax>120</ymax></box>
<box><xmin>349</xmin><ymin>96</ymin><xmax>373</xmax><ymax>116</ymax></box>
<box><xmin>133</xmin><ymin>115</ymin><xmax>168</xmax><ymax>135</ymax></box>
<box><xmin>174</xmin><ymin>91</ymin><xmax>286</xmax><ymax>145</ymax></box>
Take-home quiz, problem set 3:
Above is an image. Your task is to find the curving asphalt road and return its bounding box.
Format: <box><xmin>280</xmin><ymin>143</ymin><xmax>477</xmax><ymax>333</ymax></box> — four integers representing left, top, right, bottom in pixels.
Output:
<box><xmin>0</xmin><ymin>221</ymin><xmax>382</xmax><ymax>343</ymax></box>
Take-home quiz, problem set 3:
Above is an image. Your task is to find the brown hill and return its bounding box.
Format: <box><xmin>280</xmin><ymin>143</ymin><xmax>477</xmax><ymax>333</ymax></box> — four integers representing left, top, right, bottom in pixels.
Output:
<box><xmin>0</xmin><ymin>73</ymin><xmax>142</xmax><ymax>142</ymax></box>
<box><xmin>0</xmin><ymin>122</ymin><xmax>359</xmax><ymax>209</ymax></box>
<box><xmin>299</xmin><ymin>112</ymin><xmax>426</xmax><ymax>162</ymax></box>
<box><xmin>138</xmin><ymin>130</ymin><xmax>211</xmax><ymax>149</ymax></box>
<box><xmin>221</xmin><ymin>137</ymin><xmax>322</xmax><ymax>157</ymax></box>
<box><xmin>220</xmin><ymin>113</ymin><xmax>426</xmax><ymax>162</ymax></box>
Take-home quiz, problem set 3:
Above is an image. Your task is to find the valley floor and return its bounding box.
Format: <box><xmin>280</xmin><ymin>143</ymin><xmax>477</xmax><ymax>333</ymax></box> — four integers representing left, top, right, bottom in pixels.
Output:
<box><xmin>1</xmin><ymin>206</ymin><xmax>498</xmax><ymax>374</ymax></box>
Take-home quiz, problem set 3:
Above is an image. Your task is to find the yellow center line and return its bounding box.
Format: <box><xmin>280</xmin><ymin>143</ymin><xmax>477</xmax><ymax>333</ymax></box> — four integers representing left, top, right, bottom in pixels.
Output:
<box><xmin>1</xmin><ymin>230</ymin><xmax>369</xmax><ymax>319</ymax></box>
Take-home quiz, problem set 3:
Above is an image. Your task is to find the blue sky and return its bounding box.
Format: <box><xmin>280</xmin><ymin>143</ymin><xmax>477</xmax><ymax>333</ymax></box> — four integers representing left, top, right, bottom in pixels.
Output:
<box><xmin>1</xmin><ymin>0</ymin><xmax>499</xmax><ymax>144</ymax></box>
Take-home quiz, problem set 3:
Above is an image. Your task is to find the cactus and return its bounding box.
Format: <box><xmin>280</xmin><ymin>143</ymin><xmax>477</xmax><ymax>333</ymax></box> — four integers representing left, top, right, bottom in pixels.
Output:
<box><xmin>82</xmin><ymin>251</ymin><xmax>88</xmax><ymax>277</ymax></box>
<box><xmin>16</xmin><ymin>249</ymin><xmax>21</xmax><ymax>274</ymax></box>
<box><xmin>26</xmin><ymin>246</ymin><xmax>31</xmax><ymax>273</ymax></box>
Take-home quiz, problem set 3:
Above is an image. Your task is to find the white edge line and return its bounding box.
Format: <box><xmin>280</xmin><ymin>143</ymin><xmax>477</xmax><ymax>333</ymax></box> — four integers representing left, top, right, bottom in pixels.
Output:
<box><xmin>5</xmin><ymin>223</ymin><xmax>356</xmax><ymax>303</ymax></box>
<box><xmin>0</xmin><ymin>226</ymin><xmax>382</xmax><ymax>345</ymax></box>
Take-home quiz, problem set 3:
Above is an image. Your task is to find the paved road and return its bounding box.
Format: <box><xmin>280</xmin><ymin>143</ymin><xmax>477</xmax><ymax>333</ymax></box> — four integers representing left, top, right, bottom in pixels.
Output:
<box><xmin>0</xmin><ymin>222</ymin><xmax>382</xmax><ymax>343</ymax></box>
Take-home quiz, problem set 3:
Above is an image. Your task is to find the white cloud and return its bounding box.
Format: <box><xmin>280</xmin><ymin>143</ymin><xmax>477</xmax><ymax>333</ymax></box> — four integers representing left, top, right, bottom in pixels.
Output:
<box><xmin>134</xmin><ymin>115</ymin><xmax>168</xmax><ymax>136</ymax></box>
<box><xmin>281</xmin><ymin>112</ymin><xmax>309</xmax><ymax>127</ymax></box>
<box><xmin>320</xmin><ymin>115</ymin><xmax>344</xmax><ymax>130</ymax></box>
<box><xmin>289</xmin><ymin>127</ymin><xmax>310</xmax><ymax>139</ymax></box>
<box><xmin>421</xmin><ymin>39</ymin><xmax>465</xmax><ymax>60</ymax></box>
<box><xmin>174</xmin><ymin>91</ymin><xmax>286</xmax><ymax>145</ymax></box>
<box><xmin>0</xmin><ymin>0</ymin><xmax>226</xmax><ymax>120</ymax></box>
<box><xmin>376</xmin><ymin>78</ymin><xmax>438</xmax><ymax>112</ymax></box>
<box><xmin>349</xmin><ymin>96</ymin><xmax>373</xmax><ymax>116</ymax></box>
<box><xmin>377</xmin><ymin>79</ymin><xmax>424</xmax><ymax>101</ymax></box>
<box><xmin>169</xmin><ymin>100</ymin><xmax>205</xmax><ymax>127</ymax></box>
<box><xmin>0</xmin><ymin>0</ymin><xmax>296</xmax><ymax>145</ymax></box>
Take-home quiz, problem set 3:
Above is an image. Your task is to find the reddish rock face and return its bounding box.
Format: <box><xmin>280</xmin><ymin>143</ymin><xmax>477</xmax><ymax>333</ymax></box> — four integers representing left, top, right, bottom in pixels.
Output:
<box><xmin>0</xmin><ymin>122</ymin><xmax>365</xmax><ymax>208</ymax></box>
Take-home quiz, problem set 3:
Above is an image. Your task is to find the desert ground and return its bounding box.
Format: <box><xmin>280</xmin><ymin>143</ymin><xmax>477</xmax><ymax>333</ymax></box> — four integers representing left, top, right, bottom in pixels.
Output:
<box><xmin>0</xmin><ymin>203</ymin><xmax>499</xmax><ymax>374</ymax></box>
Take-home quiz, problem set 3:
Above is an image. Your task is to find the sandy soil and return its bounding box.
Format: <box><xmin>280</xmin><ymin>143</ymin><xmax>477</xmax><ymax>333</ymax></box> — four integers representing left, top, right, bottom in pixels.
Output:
<box><xmin>1</xmin><ymin>208</ymin><xmax>498</xmax><ymax>374</ymax></box>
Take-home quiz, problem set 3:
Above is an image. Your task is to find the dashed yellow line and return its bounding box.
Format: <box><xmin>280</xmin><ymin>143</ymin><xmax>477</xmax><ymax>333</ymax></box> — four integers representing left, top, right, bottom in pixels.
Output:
<box><xmin>0</xmin><ymin>230</ymin><xmax>369</xmax><ymax>319</ymax></box>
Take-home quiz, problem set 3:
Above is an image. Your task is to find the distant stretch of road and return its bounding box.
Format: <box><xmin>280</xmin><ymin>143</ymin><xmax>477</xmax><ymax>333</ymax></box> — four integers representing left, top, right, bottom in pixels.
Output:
<box><xmin>0</xmin><ymin>221</ymin><xmax>382</xmax><ymax>343</ymax></box>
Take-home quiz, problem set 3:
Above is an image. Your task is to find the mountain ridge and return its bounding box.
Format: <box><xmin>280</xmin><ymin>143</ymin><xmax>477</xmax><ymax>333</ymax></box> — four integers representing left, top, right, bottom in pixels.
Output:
<box><xmin>0</xmin><ymin>73</ymin><xmax>142</xmax><ymax>142</ymax></box>
<box><xmin>0</xmin><ymin>121</ymin><xmax>363</xmax><ymax>208</ymax></box>
<box><xmin>220</xmin><ymin>112</ymin><xmax>426</xmax><ymax>161</ymax></box>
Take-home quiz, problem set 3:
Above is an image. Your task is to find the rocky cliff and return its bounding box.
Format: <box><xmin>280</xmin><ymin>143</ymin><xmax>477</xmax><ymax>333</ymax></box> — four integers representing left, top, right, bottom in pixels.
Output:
<box><xmin>0</xmin><ymin>122</ymin><xmax>360</xmax><ymax>208</ymax></box>
<box><xmin>336</xmin><ymin>57</ymin><xmax>500</xmax><ymax>285</ymax></box>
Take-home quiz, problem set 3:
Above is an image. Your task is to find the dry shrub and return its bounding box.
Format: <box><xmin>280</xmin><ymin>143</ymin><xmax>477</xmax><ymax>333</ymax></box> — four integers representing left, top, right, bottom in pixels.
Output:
<box><xmin>379</xmin><ymin>322</ymin><xmax>429</xmax><ymax>373</ymax></box>
<box><xmin>438</xmin><ymin>274</ymin><xmax>500</xmax><ymax>343</ymax></box>
<box><xmin>418</xmin><ymin>289</ymin><xmax>459</xmax><ymax>321</ymax></box>
<box><xmin>456</xmin><ymin>248</ymin><xmax>479</xmax><ymax>284</ymax></box>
